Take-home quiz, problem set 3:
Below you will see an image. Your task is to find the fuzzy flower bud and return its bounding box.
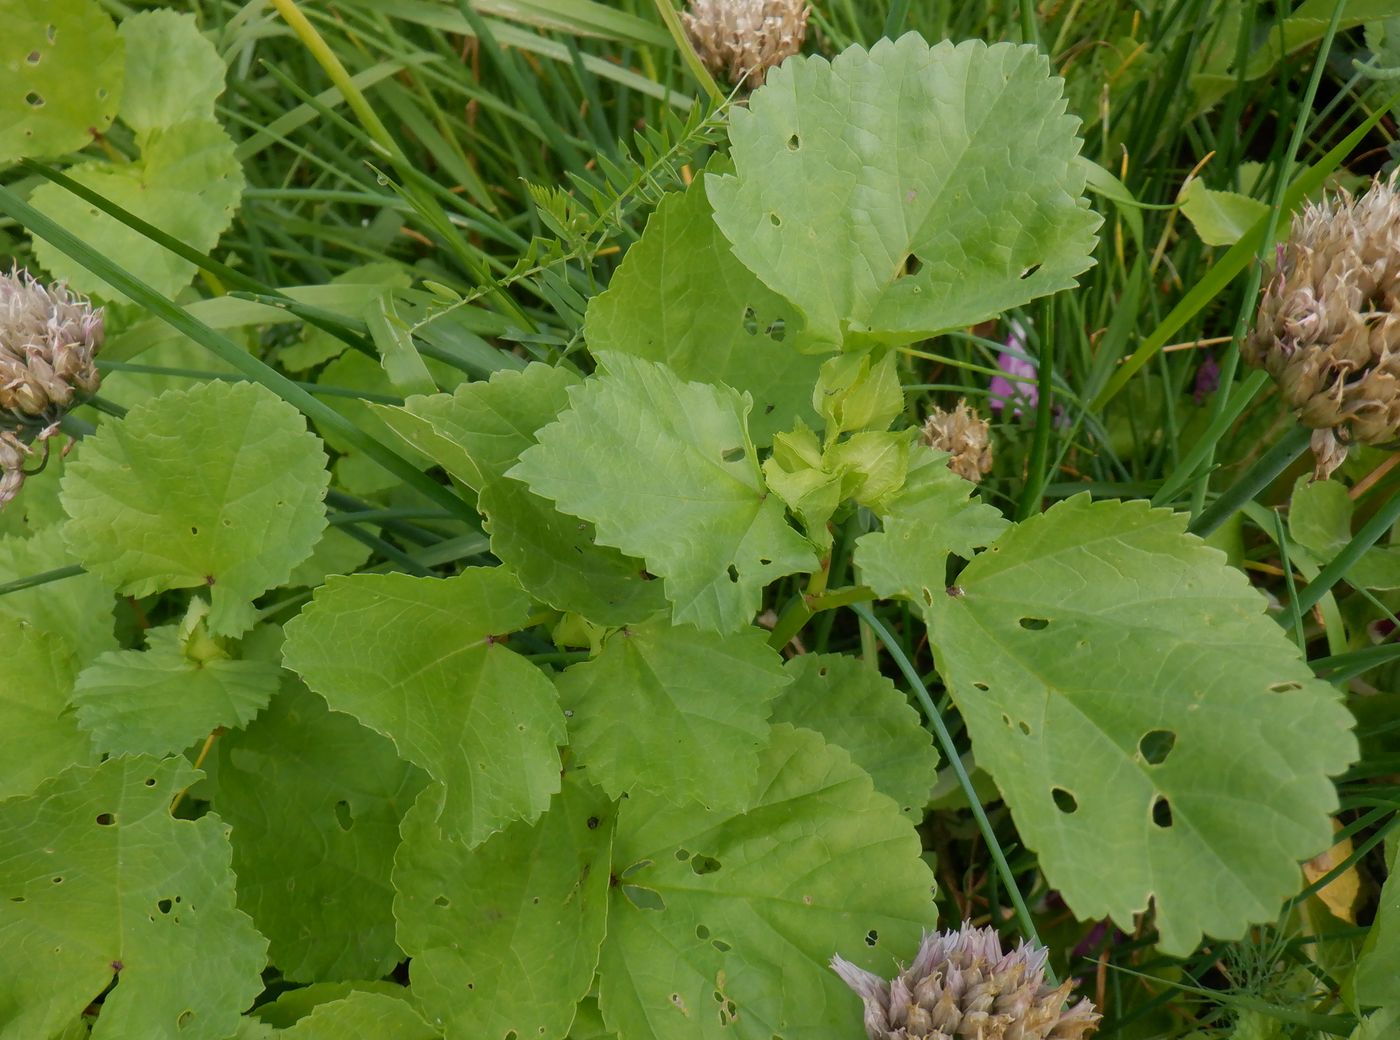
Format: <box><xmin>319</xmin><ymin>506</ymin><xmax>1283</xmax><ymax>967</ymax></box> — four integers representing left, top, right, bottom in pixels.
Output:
<box><xmin>921</xmin><ymin>400</ymin><xmax>993</xmax><ymax>483</ymax></box>
<box><xmin>681</xmin><ymin>0</ymin><xmax>810</xmax><ymax>89</ymax></box>
<box><xmin>0</xmin><ymin>268</ymin><xmax>103</xmax><ymax>508</ymax></box>
<box><xmin>832</xmin><ymin>921</ymin><xmax>1100</xmax><ymax>1040</ymax></box>
<box><xmin>1243</xmin><ymin>173</ymin><xmax>1400</xmax><ymax>478</ymax></box>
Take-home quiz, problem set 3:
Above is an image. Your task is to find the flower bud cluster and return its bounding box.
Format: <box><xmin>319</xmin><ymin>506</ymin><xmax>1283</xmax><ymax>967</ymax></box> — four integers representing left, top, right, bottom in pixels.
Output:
<box><xmin>832</xmin><ymin>921</ymin><xmax>1100</xmax><ymax>1040</ymax></box>
<box><xmin>1244</xmin><ymin>174</ymin><xmax>1400</xmax><ymax>478</ymax></box>
<box><xmin>682</xmin><ymin>0</ymin><xmax>810</xmax><ymax>89</ymax></box>
<box><xmin>0</xmin><ymin>268</ymin><xmax>103</xmax><ymax>507</ymax></box>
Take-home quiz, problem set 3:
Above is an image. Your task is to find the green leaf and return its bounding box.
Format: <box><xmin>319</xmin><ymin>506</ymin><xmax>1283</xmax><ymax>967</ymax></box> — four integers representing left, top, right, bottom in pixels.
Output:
<box><xmin>252</xmin><ymin>982</ymin><xmax>412</xmax><ymax>1028</ymax></box>
<box><xmin>773</xmin><ymin>654</ymin><xmax>938</xmax><ymax>818</ymax></box>
<box><xmin>31</xmin><ymin>119</ymin><xmax>244</xmax><ymax>300</ymax></box>
<box><xmin>275</xmin><ymin>991</ymin><xmax>439</xmax><ymax>1039</ymax></box>
<box><xmin>1178</xmin><ymin>178</ymin><xmax>1269</xmax><ymax>247</ymax></box>
<box><xmin>379</xmin><ymin>363</ymin><xmax>666</xmax><ymax>625</ymax></box>
<box><xmin>854</xmin><ymin>450</ymin><xmax>1010</xmax><ymax>603</ymax></box>
<box><xmin>394</xmin><ymin>774</ymin><xmax>613</xmax><ymax>1040</ymax></box>
<box><xmin>1353</xmin><ymin>839</ymin><xmax>1399</xmax><ymax>1008</ymax></box>
<box><xmin>282</xmin><ymin>567</ymin><xmax>566</xmax><ymax>846</ymax></box>
<box><xmin>0</xmin><ymin>526</ymin><xmax>116</xmax><ymax>669</ymax></box>
<box><xmin>1289</xmin><ymin>475</ymin><xmax>1352</xmax><ymax>559</ymax></box>
<box><xmin>61</xmin><ymin>380</ymin><xmax>330</xmax><ymax>638</ymax></box>
<box><xmin>567</xmin><ymin>997</ymin><xmax>614</xmax><ymax>1040</ymax></box>
<box><xmin>598</xmin><ymin>724</ymin><xmax>937</xmax><ymax>1040</ymax></box>
<box><xmin>0</xmin><ymin>756</ymin><xmax>267</xmax><ymax>1040</ymax></box>
<box><xmin>511</xmin><ymin>353</ymin><xmax>815</xmax><ymax>633</ymax></box>
<box><xmin>72</xmin><ymin>602</ymin><xmax>281</xmax><ymax>756</ymax></box>
<box><xmin>583</xmin><ymin>178</ymin><xmax>823</xmax><ymax>445</ymax></box>
<box><xmin>212</xmin><ymin>681</ymin><xmax>427</xmax><ymax>983</ymax></box>
<box><xmin>707</xmin><ymin>35</ymin><xmax>1099</xmax><ymax>347</ymax></box>
<box><xmin>0</xmin><ymin>615</ymin><xmax>92</xmax><ymax>800</ymax></box>
<box><xmin>0</xmin><ymin>0</ymin><xmax>123</xmax><ymax>163</ymax></box>
<box><xmin>556</xmin><ymin>621</ymin><xmax>789</xmax><ymax>808</ymax></box>
<box><xmin>279</xmin><ymin>263</ymin><xmax>413</xmax><ymax>372</ymax></box>
<box><xmin>924</xmin><ymin>496</ymin><xmax>1358</xmax><ymax>955</ymax></box>
<box><xmin>117</xmin><ymin>10</ymin><xmax>225</xmax><ymax>134</ymax></box>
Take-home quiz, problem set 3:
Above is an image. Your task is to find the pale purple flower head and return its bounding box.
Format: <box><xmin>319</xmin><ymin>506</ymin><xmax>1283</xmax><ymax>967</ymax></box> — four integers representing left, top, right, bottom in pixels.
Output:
<box><xmin>989</xmin><ymin>319</ymin><xmax>1039</xmax><ymax>417</ymax></box>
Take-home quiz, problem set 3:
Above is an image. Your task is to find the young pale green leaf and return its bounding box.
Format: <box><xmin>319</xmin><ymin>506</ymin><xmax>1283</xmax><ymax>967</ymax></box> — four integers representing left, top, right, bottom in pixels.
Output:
<box><xmin>511</xmin><ymin>353</ymin><xmax>816</xmax><ymax>633</ymax></box>
<box><xmin>854</xmin><ymin>450</ymin><xmax>1010</xmax><ymax>603</ymax></box>
<box><xmin>707</xmin><ymin>35</ymin><xmax>1099</xmax><ymax>347</ymax></box>
<box><xmin>0</xmin><ymin>756</ymin><xmax>267</xmax><ymax>1040</ymax></box>
<box><xmin>773</xmin><ymin>654</ymin><xmax>938</xmax><ymax>818</ymax></box>
<box><xmin>378</xmin><ymin>364</ymin><xmax>664</xmax><ymax>625</ymax></box>
<box><xmin>0</xmin><ymin>616</ymin><xmax>92</xmax><ymax>799</ymax></box>
<box><xmin>71</xmin><ymin>606</ymin><xmax>281</xmax><ymax>756</ymax></box>
<box><xmin>924</xmin><ymin>496</ymin><xmax>1358</xmax><ymax>955</ymax></box>
<box><xmin>394</xmin><ymin>774</ymin><xmax>614</xmax><ymax>1040</ymax></box>
<box><xmin>583</xmin><ymin>178</ymin><xmax>823</xmax><ymax>444</ymax></box>
<box><xmin>117</xmin><ymin>10</ymin><xmax>225</xmax><ymax>134</ymax></box>
<box><xmin>556</xmin><ymin>621</ymin><xmax>789</xmax><ymax>808</ymax></box>
<box><xmin>211</xmin><ymin>682</ymin><xmax>427</xmax><ymax>983</ymax></box>
<box><xmin>0</xmin><ymin>526</ymin><xmax>116</xmax><ymax>669</ymax></box>
<box><xmin>252</xmin><ymin>982</ymin><xmax>414</xmax><ymax>1029</ymax></box>
<box><xmin>598</xmin><ymin>724</ymin><xmax>937</xmax><ymax>1040</ymax></box>
<box><xmin>1178</xmin><ymin>178</ymin><xmax>1269</xmax><ymax>247</ymax></box>
<box><xmin>281</xmin><ymin>568</ymin><xmax>566</xmax><ymax>847</ymax></box>
<box><xmin>31</xmin><ymin>119</ymin><xmax>244</xmax><ymax>300</ymax></box>
<box><xmin>61</xmin><ymin>381</ymin><xmax>330</xmax><ymax>638</ymax></box>
<box><xmin>0</xmin><ymin>0</ymin><xmax>123</xmax><ymax>163</ymax></box>
<box><xmin>275</xmin><ymin>991</ymin><xmax>440</xmax><ymax>1039</ymax></box>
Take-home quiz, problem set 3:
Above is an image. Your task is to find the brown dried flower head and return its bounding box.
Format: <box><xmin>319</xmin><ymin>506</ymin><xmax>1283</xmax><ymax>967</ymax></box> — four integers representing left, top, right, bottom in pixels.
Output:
<box><xmin>0</xmin><ymin>268</ymin><xmax>104</xmax><ymax>508</ymax></box>
<box><xmin>1243</xmin><ymin>172</ymin><xmax>1400</xmax><ymax>478</ymax></box>
<box><xmin>921</xmin><ymin>400</ymin><xmax>993</xmax><ymax>483</ymax></box>
<box><xmin>832</xmin><ymin>921</ymin><xmax>1100</xmax><ymax>1040</ymax></box>
<box><xmin>682</xmin><ymin>0</ymin><xmax>810</xmax><ymax>89</ymax></box>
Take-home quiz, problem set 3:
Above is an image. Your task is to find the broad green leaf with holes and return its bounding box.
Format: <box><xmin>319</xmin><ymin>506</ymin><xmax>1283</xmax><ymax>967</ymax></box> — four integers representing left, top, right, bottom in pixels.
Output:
<box><xmin>0</xmin><ymin>756</ymin><xmax>267</xmax><ymax>1040</ymax></box>
<box><xmin>583</xmin><ymin>177</ymin><xmax>823</xmax><ymax>444</ymax></box>
<box><xmin>924</xmin><ymin>496</ymin><xmax>1358</xmax><ymax>955</ymax></box>
<box><xmin>212</xmin><ymin>682</ymin><xmax>427</xmax><ymax>983</ymax></box>
<box><xmin>511</xmin><ymin>353</ymin><xmax>815</xmax><ymax>633</ymax></box>
<box><xmin>556</xmin><ymin>621</ymin><xmax>789</xmax><ymax>808</ymax></box>
<box><xmin>707</xmin><ymin>35</ymin><xmax>1099</xmax><ymax>348</ymax></box>
<box><xmin>72</xmin><ymin>602</ymin><xmax>281</xmax><ymax>756</ymax></box>
<box><xmin>379</xmin><ymin>363</ymin><xmax>664</xmax><ymax>625</ymax></box>
<box><xmin>117</xmin><ymin>10</ymin><xmax>225</xmax><ymax>134</ymax></box>
<box><xmin>282</xmin><ymin>568</ymin><xmax>566</xmax><ymax>847</ymax></box>
<box><xmin>0</xmin><ymin>0</ymin><xmax>123</xmax><ymax>163</ymax></box>
<box><xmin>0</xmin><ymin>616</ymin><xmax>92</xmax><ymax>800</ymax></box>
<box><xmin>276</xmin><ymin>991</ymin><xmax>439</xmax><ymax>1039</ymax></box>
<box><xmin>598</xmin><ymin>724</ymin><xmax>937</xmax><ymax>1040</ymax></box>
<box><xmin>394</xmin><ymin>774</ymin><xmax>613</xmax><ymax>1040</ymax></box>
<box><xmin>0</xmin><ymin>526</ymin><xmax>116</xmax><ymax>669</ymax></box>
<box><xmin>31</xmin><ymin>119</ymin><xmax>244</xmax><ymax>299</ymax></box>
<box><xmin>61</xmin><ymin>381</ymin><xmax>330</xmax><ymax>638</ymax></box>
<box><xmin>773</xmin><ymin>654</ymin><xmax>938</xmax><ymax>818</ymax></box>
<box><xmin>854</xmin><ymin>450</ymin><xmax>1010</xmax><ymax>603</ymax></box>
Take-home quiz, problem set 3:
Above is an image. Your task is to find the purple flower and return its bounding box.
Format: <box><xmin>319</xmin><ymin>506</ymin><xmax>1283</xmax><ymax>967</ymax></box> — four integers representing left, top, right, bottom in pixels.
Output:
<box><xmin>989</xmin><ymin>319</ymin><xmax>1039</xmax><ymax>416</ymax></box>
<box><xmin>1193</xmin><ymin>354</ymin><xmax>1220</xmax><ymax>405</ymax></box>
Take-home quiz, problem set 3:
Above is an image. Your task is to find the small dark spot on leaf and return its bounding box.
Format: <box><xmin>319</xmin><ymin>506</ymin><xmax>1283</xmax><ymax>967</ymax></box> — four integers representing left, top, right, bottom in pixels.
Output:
<box><xmin>96</xmin><ymin>813</ymin><xmax>114</xmax><ymax>826</ymax></box>
<box><xmin>946</xmin><ymin>585</ymin><xmax>964</xmax><ymax>598</ymax></box>
<box><xmin>145</xmin><ymin>777</ymin><xmax>157</xmax><ymax>787</ymax></box>
<box><xmin>1018</xmin><ymin>720</ymin><xmax>1031</xmax><ymax>736</ymax></box>
<box><xmin>787</xmin><ymin>134</ymin><xmax>800</xmax><ymax>150</ymax></box>
<box><xmin>587</xmin><ymin>816</ymin><xmax>599</xmax><ymax>829</ymax></box>
<box><xmin>178</xmin><ymin>1011</ymin><xmax>194</xmax><ymax>1029</ymax></box>
<box><xmin>722</xmin><ymin>446</ymin><xmax>745</xmax><ymax>463</ymax></box>
<box><xmin>51</xmin><ymin>876</ymin><xmax>62</xmax><ymax>884</ymax></box>
<box><xmin>333</xmin><ymin>800</ymin><xmax>353</xmax><ymax>831</ymax></box>
<box><xmin>864</xmin><ymin>929</ymin><xmax>879</xmax><ymax>947</ymax></box>
<box><xmin>204</xmin><ymin>575</ymin><xmax>215</xmax><ymax>586</ymax></box>
<box><xmin>768</xmin><ymin>212</ymin><xmax>781</xmax><ymax>227</ymax></box>
<box><xmin>9</xmin><ymin>896</ymin><xmax>24</xmax><ymax>903</ymax></box>
<box><xmin>726</xmin><ymin>564</ymin><xmax>739</xmax><ymax>583</ymax></box>
<box><xmin>434</xmin><ymin>895</ymin><xmax>450</xmax><ymax>907</ymax></box>
<box><xmin>1151</xmin><ymin>796</ymin><xmax>1173</xmax><ymax>828</ymax></box>
<box><xmin>1052</xmin><ymin>788</ymin><xmax>1078</xmax><ymax>814</ymax></box>
<box><xmin>691</xmin><ymin>854</ymin><xmax>721</xmax><ymax>876</ymax></box>
<box><xmin>624</xmin><ymin>885</ymin><xmax>666</xmax><ymax>910</ymax></box>
<box><xmin>111</xmin><ymin>960</ymin><xmax>123</xmax><ymax>973</ymax></box>
<box><xmin>26</xmin><ymin>50</ymin><xmax>40</xmax><ymax>64</ymax></box>
<box><xmin>972</xmin><ymin>682</ymin><xmax>989</xmax><ymax>691</ymax></box>
<box><xmin>1020</xmin><ymin>263</ymin><xmax>1041</xmax><ymax>280</ymax></box>
<box><xmin>25</xmin><ymin>91</ymin><xmax>43</xmax><ymax>108</ymax></box>
<box><xmin>764</xmin><ymin>403</ymin><xmax>775</xmax><ymax>414</ymax></box>
<box><xmin>1269</xmin><ymin>681</ymin><xmax>1303</xmax><ymax>692</ymax></box>
<box><xmin>158</xmin><ymin>898</ymin><xmax>172</xmax><ymax>914</ymax></box>
<box><xmin>1019</xmin><ymin>617</ymin><xmax>1049</xmax><ymax>630</ymax></box>
<box><xmin>190</xmin><ymin>526</ymin><xmax>198</xmax><ymax>536</ymax></box>
<box><xmin>714</xmin><ymin>939</ymin><xmax>731</xmax><ymax>952</ymax></box>
<box><xmin>696</xmin><ymin>924</ymin><xmax>710</xmax><ymax>939</ymax></box>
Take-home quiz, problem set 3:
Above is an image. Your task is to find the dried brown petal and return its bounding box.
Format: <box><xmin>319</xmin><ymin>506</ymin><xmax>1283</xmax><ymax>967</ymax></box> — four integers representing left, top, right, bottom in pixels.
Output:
<box><xmin>921</xmin><ymin>400</ymin><xmax>994</xmax><ymax>482</ymax></box>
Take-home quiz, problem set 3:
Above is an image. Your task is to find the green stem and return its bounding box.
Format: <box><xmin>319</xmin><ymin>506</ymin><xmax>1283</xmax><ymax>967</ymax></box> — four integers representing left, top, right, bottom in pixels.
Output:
<box><xmin>1187</xmin><ymin>425</ymin><xmax>1310</xmax><ymax>537</ymax></box>
<box><xmin>0</xmin><ymin>564</ymin><xmax>85</xmax><ymax>598</ymax></box>
<box><xmin>851</xmin><ymin>603</ymin><xmax>1049</xmax><ymax>963</ymax></box>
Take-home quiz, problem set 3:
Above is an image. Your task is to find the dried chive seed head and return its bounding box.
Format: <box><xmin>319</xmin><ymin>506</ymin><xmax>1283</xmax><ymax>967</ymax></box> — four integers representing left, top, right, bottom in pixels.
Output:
<box><xmin>832</xmin><ymin>921</ymin><xmax>1101</xmax><ymax>1040</ymax></box>
<box><xmin>921</xmin><ymin>400</ymin><xmax>993</xmax><ymax>483</ymax></box>
<box><xmin>1243</xmin><ymin>173</ymin><xmax>1400</xmax><ymax>478</ymax></box>
<box><xmin>681</xmin><ymin>0</ymin><xmax>810</xmax><ymax>89</ymax></box>
<box><xmin>0</xmin><ymin>268</ymin><xmax>105</xmax><ymax>507</ymax></box>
